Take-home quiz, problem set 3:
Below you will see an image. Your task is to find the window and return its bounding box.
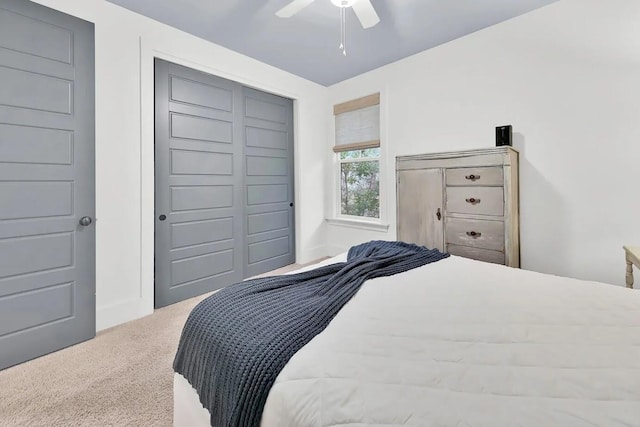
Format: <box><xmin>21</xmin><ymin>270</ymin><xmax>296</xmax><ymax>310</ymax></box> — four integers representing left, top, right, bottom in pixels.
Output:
<box><xmin>333</xmin><ymin>93</ymin><xmax>380</xmax><ymax>220</ymax></box>
<box><xmin>339</xmin><ymin>148</ymin><xmax>380</xmax><ymax>218</ymax></box>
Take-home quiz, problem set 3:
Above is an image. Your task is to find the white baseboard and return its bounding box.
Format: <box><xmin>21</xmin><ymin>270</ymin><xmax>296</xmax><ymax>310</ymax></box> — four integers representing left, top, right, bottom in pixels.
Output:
<box><xmin>298</xmin><ymin>245</ymin><xmax>328</xmax><ymax>264</ymax></box>
<box><xmin>96</xmin><ymin>298</ymin><xmax>154</xmax><ymax>331</ymax></box>
<box><xmin>326</xmin><ymin>244</ymin><xmax>349</xmax><ymax>257</ymax></box>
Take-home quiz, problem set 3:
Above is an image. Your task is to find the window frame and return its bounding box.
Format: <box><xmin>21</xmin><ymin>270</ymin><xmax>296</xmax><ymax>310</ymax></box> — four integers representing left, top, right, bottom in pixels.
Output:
<box><xmin>329</xmin><ymin>91</ymin><xmax>389</xmax><ymax>230</ymax></box>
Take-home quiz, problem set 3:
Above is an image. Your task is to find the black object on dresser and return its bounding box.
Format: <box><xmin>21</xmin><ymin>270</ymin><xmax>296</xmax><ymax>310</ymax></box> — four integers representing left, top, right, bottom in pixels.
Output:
<box><xmin>496</xmin><ymin>125</ymin><xmax>512</xmax><ymax>146</ymax></box>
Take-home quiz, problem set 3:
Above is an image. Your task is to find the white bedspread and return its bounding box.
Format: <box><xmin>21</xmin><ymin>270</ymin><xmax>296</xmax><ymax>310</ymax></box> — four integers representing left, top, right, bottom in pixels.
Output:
<box><xmin>259</xmin><ymin>255</ymin><xmax>640</xmax><ymax>426</ymax></box>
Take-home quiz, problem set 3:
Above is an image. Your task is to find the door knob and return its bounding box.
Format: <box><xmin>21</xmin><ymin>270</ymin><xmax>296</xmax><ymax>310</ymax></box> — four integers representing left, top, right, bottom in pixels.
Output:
<box><xmin>79</xmin><ymin>216</ymin><xmax>93</xmax><ymax>226</ymax></box>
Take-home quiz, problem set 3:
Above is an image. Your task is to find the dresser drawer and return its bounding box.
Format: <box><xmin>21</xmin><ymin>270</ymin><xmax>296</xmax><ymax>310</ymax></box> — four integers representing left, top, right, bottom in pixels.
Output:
<box><xmin>447</xmin><ymin>244</ymin><xmax>505</xmax><ymax>265</ymax></box>
<box><xmin>445</xmin><ymin>218</ymin><xmax>505</xmax><ymax>251</ymax></box>
<box><xmin>446</xmin><ymin>167</ymin><xmax>503</xmax><ymax>186</ymax></box>
<box><xmin>446</xmin><ymin>186</ymin><xmax>504</xmax><ymax>216</ymax></box>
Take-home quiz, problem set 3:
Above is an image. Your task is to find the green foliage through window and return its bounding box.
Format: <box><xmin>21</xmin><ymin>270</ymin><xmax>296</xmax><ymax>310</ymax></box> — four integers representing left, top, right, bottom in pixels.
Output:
<box><xmin>339</xmin><ymin>149</ymin><xmax>380</xmax><ymax>218</ymax></box>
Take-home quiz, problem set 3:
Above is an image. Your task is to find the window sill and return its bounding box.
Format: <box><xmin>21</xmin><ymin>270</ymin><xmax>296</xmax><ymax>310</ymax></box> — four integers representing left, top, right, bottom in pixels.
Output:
<box><xmin>325</xmin><ymin>217</ymin><xmax>390</xmax><ymax>232</ymax></box>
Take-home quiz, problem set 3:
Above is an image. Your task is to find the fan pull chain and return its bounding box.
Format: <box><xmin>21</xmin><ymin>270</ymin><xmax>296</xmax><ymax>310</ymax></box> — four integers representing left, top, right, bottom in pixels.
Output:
<box><xmin>339</xmin><ymin>3</ymin><xmax>347</xmax><ymax>56</ymax></box>
<box><xmin>338</xmin><ymin>6</ymin><xmax>343</xmax><ymax>52</ymax></box>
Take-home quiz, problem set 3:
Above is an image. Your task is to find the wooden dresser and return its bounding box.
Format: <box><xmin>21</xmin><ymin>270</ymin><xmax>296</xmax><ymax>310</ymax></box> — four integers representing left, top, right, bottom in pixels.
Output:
<box><xmin>396</xmin><ymin>147</ymin><xmax>520</xmax><ymax>267</ymax></box>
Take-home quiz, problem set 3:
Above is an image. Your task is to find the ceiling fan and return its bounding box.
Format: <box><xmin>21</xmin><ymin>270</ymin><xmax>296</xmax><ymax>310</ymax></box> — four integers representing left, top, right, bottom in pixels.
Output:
<box><xmin>276</xmin><ymin>0</ymin><xmax>380</xmax><ymax>55</ymax></box>
<box><xmin>276</xmin><ymin>0</ymin><xmax>380</xmax><ymax>29</ymax></box>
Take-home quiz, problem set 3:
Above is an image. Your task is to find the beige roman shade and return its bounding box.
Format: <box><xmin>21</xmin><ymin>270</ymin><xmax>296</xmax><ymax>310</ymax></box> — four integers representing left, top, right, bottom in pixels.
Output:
<box><xmin>333</xmin><ymin>93</ymin><xmax>380</xmax><ymax>153</ymax></box>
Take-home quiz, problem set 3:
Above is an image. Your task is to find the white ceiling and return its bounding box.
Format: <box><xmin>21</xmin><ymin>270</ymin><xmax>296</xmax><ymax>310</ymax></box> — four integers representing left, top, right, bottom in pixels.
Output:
<box><xmin>106</xmin><ymin>0</ymin><xmax>558</xmax><ymax>86</ymax></box>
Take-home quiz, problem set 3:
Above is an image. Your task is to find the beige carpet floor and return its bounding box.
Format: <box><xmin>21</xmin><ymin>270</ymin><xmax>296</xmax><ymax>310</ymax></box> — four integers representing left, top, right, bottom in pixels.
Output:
<box><xmin>0</xmin><ymin>260</ymin><xmax>326</xmax><ymax>427</ymax></box>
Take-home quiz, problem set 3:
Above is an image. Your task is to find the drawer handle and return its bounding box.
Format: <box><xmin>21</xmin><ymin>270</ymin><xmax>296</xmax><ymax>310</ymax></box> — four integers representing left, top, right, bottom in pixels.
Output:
<box><xmin>465</xmin><ymin>198</ymin><xmax>481</xmax><ymax>204</ymax></box>
<box><xmin>436</xmin><ymin>208</ymin><xmax>442</xmax><ymax>221</ymax></box>
<box><xmin>466</xmin><ymin>231</ymin><xmax>482</xmax><ymax>237</ymax></box>
<box><xmin>465</xmin><ymin>174</ymin><xmax>480</xmax><ymax>181</ymax></box>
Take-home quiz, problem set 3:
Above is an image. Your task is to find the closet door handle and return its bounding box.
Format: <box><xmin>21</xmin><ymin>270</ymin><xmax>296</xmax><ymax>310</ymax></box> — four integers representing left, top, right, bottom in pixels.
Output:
<box><xmin>466</xmin><ymin>231</ymin><xmax>481</xmax><ymax>237</ymax></box>
<box><xmin>436</xmin><ymin>208</ymin><xmax>442</xmax><ymax>221</ymax></box>
<box><xmin>465</xmin><ymin>174</ymin><xmax>480</xmax><ymax>181</ymax></box>
<box><xmin>465</xmin><ymin>198</ymin><xmax>480</xmax><ymax>204</ymax></box>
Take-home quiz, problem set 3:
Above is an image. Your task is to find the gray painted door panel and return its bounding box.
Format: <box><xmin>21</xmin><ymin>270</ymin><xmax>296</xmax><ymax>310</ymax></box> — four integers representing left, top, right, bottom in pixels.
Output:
<box><xmin>0</xmin><ymin>0</ymin><xmax>95</xmax><ymax>370</ymax></box>
<box><xmin>154</xmin><ymin>60</ymin><xmax>244</xmax><ymax>308</ymax></box>
<box><xmin>154</xmin><ymin>60</ymin><xmax>295</xmax><ymax>307</ymax></box>
<box><xmin>243</xmin><ymin>88</ymin><xmax>295</xmax><ymax>277</ymax></box>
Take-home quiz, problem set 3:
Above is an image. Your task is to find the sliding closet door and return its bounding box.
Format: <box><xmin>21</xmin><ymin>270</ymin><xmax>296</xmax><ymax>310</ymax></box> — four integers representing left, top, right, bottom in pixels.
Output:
<box><xmin>242</xmin><ymin>88</ymin><xmax>295</xmax><ymax>277</ymax></box>
<box><xmin>154</xmin><ymin>60</ymin><xmax>243</xmax><ymax>308</ymax></box>
<box><xmin>0</xmin><ymin>0</ymin><xmax>95</xmax><ymax>369</ymax></box>
<box><xmin>154</xmin><ymin>60</ymin><xmax>296</xmax><ymax>307</ymax></box>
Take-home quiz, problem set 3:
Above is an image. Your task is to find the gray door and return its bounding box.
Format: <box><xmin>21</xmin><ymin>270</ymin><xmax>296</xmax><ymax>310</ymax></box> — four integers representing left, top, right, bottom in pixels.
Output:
<box><xmin>154</xmin><ymin>60</ymin><xmax>244</xmax><ymax>307</ymax></box>
<box><xmin>154</xmin><ymin>61</ymin><xmax>295</xmax><ymax>307</ymax></box>
<box><xmin>242</xmin><ymin>88</ymin><xmax>295</xmax><ymax>277</ymax></box>
<box><xmin>0</xmin><ymin>0</ymin><xmax>95</xmax><ymax>370</ymax></box>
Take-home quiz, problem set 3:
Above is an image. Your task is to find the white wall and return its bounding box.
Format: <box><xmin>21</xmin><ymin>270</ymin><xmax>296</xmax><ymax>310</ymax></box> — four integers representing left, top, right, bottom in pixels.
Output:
<box><xmin>30</xmin><ymin>0</ymin><xmax>328</xmax><ymax>330</ymax></box>
<box><xmin>326</xmin><ymin>0</ymin><xmax>640</xmax><ymax>286</ymax></box>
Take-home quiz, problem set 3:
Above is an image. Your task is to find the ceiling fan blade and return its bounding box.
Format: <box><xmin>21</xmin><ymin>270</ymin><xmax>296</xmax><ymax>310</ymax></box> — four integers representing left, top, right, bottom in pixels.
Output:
<box><xmin>275</xmin><ymin>0</ymin><xmax>316</xmax><ymax>18</ymax></box>
<box><xmin>352</xmin><ymin>0</ymin><xmax>380</xmax><ymax>29</ymax></box>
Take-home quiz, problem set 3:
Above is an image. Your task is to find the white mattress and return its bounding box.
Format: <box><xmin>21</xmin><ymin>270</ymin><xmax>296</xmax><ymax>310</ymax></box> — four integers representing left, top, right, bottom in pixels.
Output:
<box><xmin>174</xmin><ymin>254</ymin><xmax>640</xmax><ymax>426</ymax></box>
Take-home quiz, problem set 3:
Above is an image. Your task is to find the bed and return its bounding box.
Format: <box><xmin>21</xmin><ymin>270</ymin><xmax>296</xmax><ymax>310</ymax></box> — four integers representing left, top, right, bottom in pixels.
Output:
<box><xmin>173</xmin><ymin>247</ymin><xmax>640</xmax><ymax>427</ymax></box>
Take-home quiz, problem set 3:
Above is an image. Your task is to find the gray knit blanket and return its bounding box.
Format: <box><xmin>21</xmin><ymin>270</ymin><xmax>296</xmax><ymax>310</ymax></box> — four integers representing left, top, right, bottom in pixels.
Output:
<box><xmin>173</xmin><ymin>240</ymin><xmax>449</xmax><ymax>427</ymax></box>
